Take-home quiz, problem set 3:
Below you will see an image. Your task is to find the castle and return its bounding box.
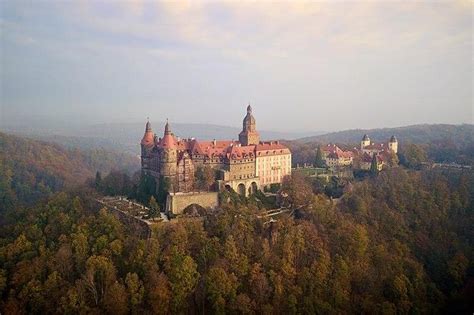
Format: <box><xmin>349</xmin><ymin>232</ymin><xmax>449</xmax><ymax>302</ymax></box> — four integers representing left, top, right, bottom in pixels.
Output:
<box><xmin>140</xmin><ymin>105</ymin><xmax>292</xmax><ymax>196</ymax></box>
<box><xmin>358</xmin><ymin>134</ymin><xmax>398</xmax><ymax>170</ymax></box>
<box><xmin>321</xmin><ymin>134</ymin><xmax>398</xmax><ymax>170</ymax></box>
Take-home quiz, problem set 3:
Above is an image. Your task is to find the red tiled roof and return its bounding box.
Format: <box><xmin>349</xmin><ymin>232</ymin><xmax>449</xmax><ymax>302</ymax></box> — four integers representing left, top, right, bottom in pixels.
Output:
<box><xmin>227</xmin><ymin>145</ymin><xmax>255</xmax><ymax>160</ymax></box>
<box><xmin>160</xmin><ymin>134</ymin><xmax>176</xmax><ymax>148</ymax></box>
<box><xmin>141</xmin><ymin>131</ymin><xmax>154</xmax><ymax>146</ymax></box>
<box><xmin>187</xmin><ymin>140</ymin><xmax>237</xmax><ymax>158</ymax></box>
<box><xmin>323</xmin><ymin>144</ymin><xmax>353</xmax><ymax>159</ymax></box>
<box><xmin>255</xmin><ymin>141</ymin><xmax>290</xmax><ymax>156</ymax></box>
<box><xmin>154</xmin><ymin>135</ymin><xmax>290</xmax><ymax>160</ymax></box>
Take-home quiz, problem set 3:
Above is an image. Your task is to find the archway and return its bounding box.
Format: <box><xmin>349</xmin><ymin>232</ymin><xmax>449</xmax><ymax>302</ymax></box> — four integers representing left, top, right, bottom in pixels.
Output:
<box><xmin>182</xmin><ymin>203</ymin><xmax>207</xmax><ymax>216</ymax></box>
<box><xmin>225</xmin><ymin>184</ymin><xmax>232</xmax><ymax>192</ymax></box>
<box><xmin>251</xmin><ymin>182</ymin><xmax>258</xmax><ymax>194</ymax></box>
<box><xmin>237</xmin><ymin>183</ymin><xmax>246</xmax><ymax>196</ymax></box>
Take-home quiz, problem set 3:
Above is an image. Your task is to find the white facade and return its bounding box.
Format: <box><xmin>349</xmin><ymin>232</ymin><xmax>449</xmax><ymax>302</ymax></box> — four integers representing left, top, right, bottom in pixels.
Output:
<box><xmin>388</xmin><ymin>141</ymin><xmax>398</xmax><ymax>153</ymax></box>
<box><xmin>325</xmin><ymin>155</ymin><xmax>353</xmax><ymax>167</ymax></box>
<box><xmin>256</xmin><ymin>153</ymin><xmax>292</xmax><ymax>186</ymax></box>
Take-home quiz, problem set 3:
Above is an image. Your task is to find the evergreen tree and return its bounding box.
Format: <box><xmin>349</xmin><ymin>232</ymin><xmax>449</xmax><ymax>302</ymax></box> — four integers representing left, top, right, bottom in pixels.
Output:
<box><xmin>136</xmin><ymin>173</ymin><xmax>157</xmax><ymax>203</ymax></box>
<box><xmin>148</xmin><ymin>196</ymin><xmax>160</xmax><ymax>221</ymax></box>
<box><xmin>314</xmin><ymin>146</ymin><xmax>325</xmax><ymax>168</ymax></box>
<box><xmin>95</xmin><ymin>171</ymin><xmax>102</xmax><ymax>190</ymax></box>
<box><xmin>370</xmin><ymin>153</ymin><xmax>379</xmax><ymax>175</ymax></box>
<box><xmin>157</xmin><ymin>176</ymin><xmax>170</xmax><ymax>205</ymax></box>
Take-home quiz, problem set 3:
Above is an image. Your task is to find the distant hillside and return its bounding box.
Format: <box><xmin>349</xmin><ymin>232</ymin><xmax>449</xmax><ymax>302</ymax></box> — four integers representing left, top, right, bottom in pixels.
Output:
<box><xmin>0</xmin><ymin>132</ymin><xmax>140</xmax><ymax>208</ymax></box>
<box><xmin>2</xmin><ymin>120</ymin><xmax>323</xmax><ymax>154</ymax></box>
<box><xmin>298</xmin><ymin>124</ymin><xmax>474</xmax><ymax>145</ymax></box>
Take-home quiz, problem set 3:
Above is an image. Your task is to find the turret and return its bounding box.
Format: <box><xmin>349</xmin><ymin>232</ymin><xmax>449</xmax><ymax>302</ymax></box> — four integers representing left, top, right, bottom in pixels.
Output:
<box><xmin>238</xmin><ymin>104</ymin><xmax>260</xmax><ymax>146</ymax></box>
<box><xmin>141</xmin><ymin>119</ymin><xmax>155</xmax><ymax>170</ymax></box>
<box><xmin>360</xmin><ymin>134</ymin><xmax>370</xmax><ymax>150</ymax></box>
<box><xmin>388</xmin><ymin>135</ymin><xmax>398</xmax><ymax>153</ymax></box>
<box><xmin>141</xmin><ymin>119</ymin><xmax>154</xmax><ymax>148</ymax></box>
<box><xmin>159</xmin><ymin>120</ymin><xmax>177</xmax><ymax>178</ymax></box>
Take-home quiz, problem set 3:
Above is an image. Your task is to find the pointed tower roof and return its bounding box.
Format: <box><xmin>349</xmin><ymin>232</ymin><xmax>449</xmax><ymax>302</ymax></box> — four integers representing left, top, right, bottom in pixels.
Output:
<box><xmin>161</xmin><ymin>119</ymin><xmax>176</xmax><ymax>148</ymax></box>
<box><xmin>164</xmin><ymin>119</ymin><xmax>171</xmax><ymax>135</ymax></box>
<box><xmin>247</xmin><ymin>103</ymin><xmax>252</xmax><ymax>113</ymax></box>
<box><xmin>141</xmin><ymin>118</ymin><xmax>154</xmax><ymax>146</ymax></box>
<box><xmin>390</xmin><ymin>135</ymin><xmax>397</xmax><ymax>142</ymax></box>
<box><xmin>145</xmin><ymin>117</ymin><xmax>152</xmax><ymax>132</ymax></box>
<box><xmin>362</xmin><ymin>134</ymin><xmax>370</xmax><ymax>141</ymax></box>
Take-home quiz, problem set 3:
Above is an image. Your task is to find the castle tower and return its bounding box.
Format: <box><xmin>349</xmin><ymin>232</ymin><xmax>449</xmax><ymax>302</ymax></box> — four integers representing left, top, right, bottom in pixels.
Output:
<box><xmin>238</xmin><ymin>104</ymin><xmax>260</xmax><ymax>146</ymax></box>
<box><xmin>140</xmin><ymin>119</ymin><xmax>155</xmax><ymax>171</ymax></box>
<box><xmin>388</xmin><ymin>135</ymin><xmax>398</xmax><ymax>153</ymax></box>
<box><xmin>361</xmin><ymin>134</ymin><xmax>370</xmax><ymax>150</ymax></box>
<box><xmin>159</xmin><ymin>120</ymin><xmax>178</xmax><ymax>179</ymax></box>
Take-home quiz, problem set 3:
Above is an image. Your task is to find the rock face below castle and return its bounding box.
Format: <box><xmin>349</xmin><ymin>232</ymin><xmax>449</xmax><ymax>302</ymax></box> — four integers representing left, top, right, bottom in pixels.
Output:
<box><xmin>140</xmin><ymin>105</ymin><xmax>292</xmax><ymax>196</ymax></box>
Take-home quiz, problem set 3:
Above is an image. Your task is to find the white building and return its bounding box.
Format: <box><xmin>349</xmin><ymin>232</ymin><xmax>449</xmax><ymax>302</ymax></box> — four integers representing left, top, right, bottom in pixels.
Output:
<box><xmin>255</xmin><ymin>141</ymin><xmax>292</xmax><ymax>187</ymax></box>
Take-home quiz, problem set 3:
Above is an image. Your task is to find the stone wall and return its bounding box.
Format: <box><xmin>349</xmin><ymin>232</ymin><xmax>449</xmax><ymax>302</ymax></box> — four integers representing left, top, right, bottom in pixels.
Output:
<box><xmin>166</xmin><ymin>191</ymin><xmax>219</xmax><ymax>215</ymax></box>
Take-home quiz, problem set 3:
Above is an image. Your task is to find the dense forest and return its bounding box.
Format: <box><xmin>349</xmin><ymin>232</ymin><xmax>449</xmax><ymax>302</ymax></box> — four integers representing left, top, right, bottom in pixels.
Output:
<box><xmin>0</xmin><ymin>132</ymin><xmax>139</xmax><ymax>211</ymax></box>
<box><xmin>0</xmin><ymin>133</ymin><xmax>473</xmax><ymax>314</ymax></box>
<box><xmin>298</xmin><ymin>124</ymin><xmax>474</xmax><ymax>146</ymax></box>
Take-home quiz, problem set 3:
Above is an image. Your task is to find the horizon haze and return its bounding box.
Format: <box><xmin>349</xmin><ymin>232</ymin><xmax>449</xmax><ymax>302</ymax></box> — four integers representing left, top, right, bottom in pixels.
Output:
<box><xmin>1</xmin><ymin>1</ymin><xmax>473</xmax><ymax>132</ymax></box>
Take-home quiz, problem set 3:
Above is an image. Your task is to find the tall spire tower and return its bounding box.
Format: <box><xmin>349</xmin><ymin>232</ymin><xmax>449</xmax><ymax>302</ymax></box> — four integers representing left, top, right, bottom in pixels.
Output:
<box><xmin>239</xmin><ymin>104</ymin><xmax>260</xmax><ymax>146</ymax></box>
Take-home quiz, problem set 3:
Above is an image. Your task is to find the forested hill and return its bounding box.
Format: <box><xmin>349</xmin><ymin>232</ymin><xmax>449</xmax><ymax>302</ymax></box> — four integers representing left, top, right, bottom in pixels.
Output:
<box><xmin>0</xmin><ymin>132</ymin><xmax>139</xmax><ymax>209</ymax></box>
<box><xmin>298</xmin><ymin>124</ymin><xmax>474</xmax><ymax>145</ymax></box>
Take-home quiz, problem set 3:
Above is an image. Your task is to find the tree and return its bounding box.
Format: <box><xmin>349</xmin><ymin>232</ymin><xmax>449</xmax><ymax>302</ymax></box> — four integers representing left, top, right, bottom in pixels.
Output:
<box><xmin>103</xmin><ymin>281</ymin><xmax>128</xmax><ymax>314</ymax></box>
<box><xmin>249</xmin><ymin>263</ymin><xmax>271</xmax><ymax>310</ymax></box>
<box><xmin>148</xmin><ymin>196</ymin><xmax>160</xmax><ymax>221</ymax></box>
<box><xmin>157</xmin><ymin>176</ymin><xmax>170</xmax><ymax>205</ymax></box>
<box><xmin>314</xmin><ymin>146</ymin><xmax>326</xmax><ymax>168</ymax></box>
<box><xmin>125</xmin><ymin>272</ymin><xmax>145</xmax><ymax>309</ymax></box>
<box><xmin>281</xmin><ymin>173</ymin><xmax>313</xmax><ymax>208</ymax></box>
<box><xmin>136</xmin><ymin>173</ymin><xmax>157</xmax><ymax>204</ymax></box>
<box><xmin>399</xmin><ymin>144</ymin><xmax>427</xmax><ymax>169</ymax></box>
<box><xmin>147</xmin><ymin>272</ymin><xmax>171</xmax><ymax>315</ymax></box>
<box><xmin>165</xmin><ymin>248</ymin><xmax>199</xmax><ymax>313</ymax></box>
<box><xmin>387</xmin><ymin>151</ymin><xmax>399</xmax><ymax>167</ymax></box>
<box><xmin>370</xmin><ymin>154</ymin><xmax>379</xmax><ymax>176</ymax></box>
<box><xmin>447</xmin><ymin>252</ymin><xmax>469</xmax><ymax>288</ymax></box>
<box><xmin>195</xmin><ymin>165</ymin><xmax>215</xmax><ymax>191</ymax></box>
<box><xmin>81</xmin><ymin>255</ymin><xmax>117</xmax><ymax>306</ymax></box>
<box><xmin>205</xmin><ymin>266</ymin><xmax>238</xmax><ymax>313</ymax></box>
<box><xmin>95</xmin><ymin>171</ymin><xmax>102</xmax><ymax>190</ymax></box>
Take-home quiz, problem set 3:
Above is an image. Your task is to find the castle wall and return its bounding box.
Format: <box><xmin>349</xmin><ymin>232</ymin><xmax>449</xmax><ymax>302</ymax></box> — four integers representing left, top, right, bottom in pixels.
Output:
<box><xmin>166</xmin><ymin>191</ymin><xmax>219</xmax><ymax>215</ymax></box>
<box><xmin>228</xmin><ymin>159</ymin><xmax>255</xmax><ymax>180</ymax></box>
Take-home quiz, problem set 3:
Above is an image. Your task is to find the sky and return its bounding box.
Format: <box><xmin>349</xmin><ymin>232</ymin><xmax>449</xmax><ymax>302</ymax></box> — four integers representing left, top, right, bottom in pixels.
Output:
<box><xmin>1</xmin><ymin>0</ymin><xmax>472</xmax><ymax>132</ymax></box>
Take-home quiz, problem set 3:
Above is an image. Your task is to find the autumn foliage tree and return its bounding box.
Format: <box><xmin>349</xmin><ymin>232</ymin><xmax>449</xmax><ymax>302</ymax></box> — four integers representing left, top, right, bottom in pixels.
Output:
<box><xmin>1</xmin><ymin>136</ymin><xmax>473</xmax><ymax>314</ymax></box>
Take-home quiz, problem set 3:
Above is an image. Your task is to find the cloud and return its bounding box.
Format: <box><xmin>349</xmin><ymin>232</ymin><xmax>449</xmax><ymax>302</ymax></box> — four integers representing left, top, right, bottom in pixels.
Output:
<box><xmin>1</xmin><ymin>0</ymin><xmax>471</xmax><ymax>130</ymax></box>
<box><xmin>76</xmin><ymin>2</ymin><xmax>469</xmax><ymax>61</ymax></box>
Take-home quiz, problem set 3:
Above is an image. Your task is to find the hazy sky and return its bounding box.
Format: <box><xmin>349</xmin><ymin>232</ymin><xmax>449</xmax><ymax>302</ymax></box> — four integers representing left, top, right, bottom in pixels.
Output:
<box><xmin>1</xmin><ymin>1</ymin><xmax>472</xmax><ymax>132</ymax></box>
